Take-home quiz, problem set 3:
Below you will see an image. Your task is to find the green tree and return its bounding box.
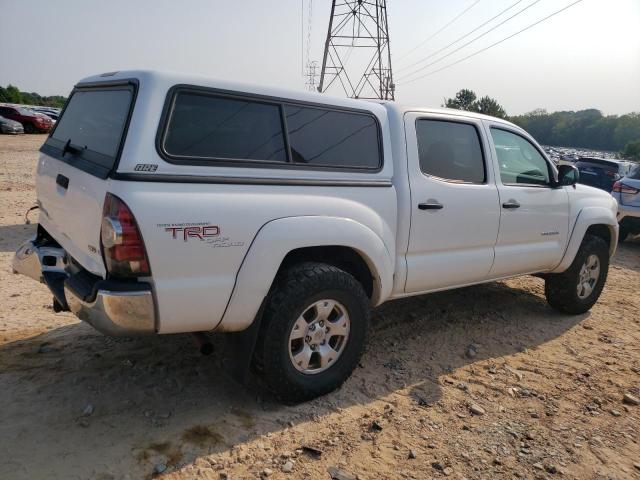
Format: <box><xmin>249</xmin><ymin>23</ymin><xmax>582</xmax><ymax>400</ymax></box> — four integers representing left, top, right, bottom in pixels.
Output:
<box><xmin>509</xmin><ymin>109</ymin><xmax>640</xmax><ymax>151</ymax></box>
<box><xmin>622</xmin><ymin>140</ymin><xmax>640</xmax><ymax>161</ymax></box>
<box><xmin>444</xmin><ymin>89</ymin><xmax>507</xmax><ymax>119</ymax></box>
<box><xmin>0</xmin><ymin>85</ymin><xmax>67</xmax><ymax>108</ymax></box>
<box><xmin>444</xmin><ymin>89</ymin><xmax>477</xmax><ymax>111</ymax></box>
<box><xmin>472</xmin><ymin>95</ymin><xmax>507</xmax><ymax>119</ymax></box>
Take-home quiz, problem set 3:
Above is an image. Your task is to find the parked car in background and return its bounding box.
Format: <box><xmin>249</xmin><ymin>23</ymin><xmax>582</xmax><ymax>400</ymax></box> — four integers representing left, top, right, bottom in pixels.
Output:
<box><xmin>0</xmin><ymin>105</ymin><xmax>53</xmax><ymax>133</ymax></box>
<box><xmin>30</xmin><ymin>107</ymin><xmax>60</xmax><ymax>121</ymax></box>
<box><xmin>575</xmin><ymin>157</ymin><xmax>633</xmax><ymax>192</ymax></box>
<box><xmin>0</xmin><ymin>114</ymin><xmax>24</xmax><ymax>134</ymax></box>
<box><xmin>612</xmin><ymin>163</ymin><xmax>640</xmax><ymax>242</ymax></box>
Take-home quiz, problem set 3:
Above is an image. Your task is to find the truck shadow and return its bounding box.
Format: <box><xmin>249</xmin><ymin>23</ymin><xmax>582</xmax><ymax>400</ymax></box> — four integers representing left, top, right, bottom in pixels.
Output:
<box><xmin>0</xmin><ymin>278</ymin><xmax>588</xmax><ymax>479</ymax></box>
<box><xmin>0</xmin><ymin>223</ymin><xmax>36</xmax><ymax>252</ymax></box>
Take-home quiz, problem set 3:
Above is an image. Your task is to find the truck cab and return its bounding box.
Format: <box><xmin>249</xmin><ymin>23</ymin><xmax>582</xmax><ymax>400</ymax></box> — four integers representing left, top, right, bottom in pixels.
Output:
<box><xmin>13</xmin><ymin>71</ymin><xmax>618</xmax><ymax>402</ymax></box>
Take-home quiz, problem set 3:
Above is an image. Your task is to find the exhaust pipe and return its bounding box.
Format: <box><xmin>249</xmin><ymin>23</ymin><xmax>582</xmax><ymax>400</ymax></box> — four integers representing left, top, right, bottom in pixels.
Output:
<box><xmin>192</xmin><ymin>332</ymin><xmax>214</xmax><ymax>355</ymax></box>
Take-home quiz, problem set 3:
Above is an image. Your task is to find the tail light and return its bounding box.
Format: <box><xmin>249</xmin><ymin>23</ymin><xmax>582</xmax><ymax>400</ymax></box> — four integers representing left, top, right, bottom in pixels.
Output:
<box><xmin>101</xmin><ymin>193</ymin><xmax>150</xmax><ymax>277</ymax></box>
<box><xmin>612</xmin><ymin>181</ymin><xmax>639</xmax><ymax>195</ymax></box>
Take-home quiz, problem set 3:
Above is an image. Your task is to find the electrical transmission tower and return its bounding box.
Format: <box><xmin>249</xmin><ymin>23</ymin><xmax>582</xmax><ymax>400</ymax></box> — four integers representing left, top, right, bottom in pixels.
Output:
<box><xmin>318</xmin><ymin>0</ymin><xmax>395</xmax><ymax>100</ymax></box>
<box><xmin>305</xmin><ymin>61</ymin><xmax>319</xmax><ymax>91</ymax></box>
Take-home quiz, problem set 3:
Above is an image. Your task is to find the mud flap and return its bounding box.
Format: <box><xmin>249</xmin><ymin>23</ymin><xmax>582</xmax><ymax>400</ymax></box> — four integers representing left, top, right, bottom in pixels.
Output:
<box><xmin>43</xmin><ymin>271</ymin><xmax>70</xmax><ymax>311</ymax></box>
<box><xmin>223</xmin><ymin>300</ymin><xmax>266</xmax><ymax>385</ymax></box>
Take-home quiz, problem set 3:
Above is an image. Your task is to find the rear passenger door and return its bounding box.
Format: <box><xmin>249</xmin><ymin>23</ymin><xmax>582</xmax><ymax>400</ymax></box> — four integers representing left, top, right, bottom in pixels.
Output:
<box><xmin>404</xmin><ymin>113</ymin><xmax>500</xmax><ymax>293</ymax></box>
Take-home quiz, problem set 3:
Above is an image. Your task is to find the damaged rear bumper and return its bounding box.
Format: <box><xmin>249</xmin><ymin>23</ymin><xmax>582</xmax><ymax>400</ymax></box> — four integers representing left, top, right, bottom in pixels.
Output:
<box><xmin>13</xmin><ymin>235</ymin><xmax>156</xmax><ymax>336</ymax></box>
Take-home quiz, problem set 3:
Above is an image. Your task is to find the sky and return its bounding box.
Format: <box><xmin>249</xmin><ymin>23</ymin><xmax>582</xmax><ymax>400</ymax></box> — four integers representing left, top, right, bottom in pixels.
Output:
<box><xmin>1</xmin><ymin>0</ymin><xmax>639</xmax><ymax>116</ymax></box>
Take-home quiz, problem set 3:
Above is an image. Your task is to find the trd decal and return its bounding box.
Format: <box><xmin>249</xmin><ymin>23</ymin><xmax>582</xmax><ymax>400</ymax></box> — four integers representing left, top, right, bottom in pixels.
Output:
<box><xmin>163</xmin><ymin>224</ymin><xmax>220</xmax><ymax>242</ymax></box>
<box><xmin>157</xmin><ymin>222</ymin><xmax>244</xmax><ymax>247</ymax></box>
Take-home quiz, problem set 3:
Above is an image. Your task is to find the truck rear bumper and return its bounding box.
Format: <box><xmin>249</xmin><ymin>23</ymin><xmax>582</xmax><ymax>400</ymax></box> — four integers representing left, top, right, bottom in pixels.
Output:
<box><xmin>64</xmin><ymin>285</ymin><xmax>155</xmax><ymax>336</ymax></box>
<box><xmin>13</xmin><ymin>236</ymin><xmax>156</xmax><ymax>336</ymax></box>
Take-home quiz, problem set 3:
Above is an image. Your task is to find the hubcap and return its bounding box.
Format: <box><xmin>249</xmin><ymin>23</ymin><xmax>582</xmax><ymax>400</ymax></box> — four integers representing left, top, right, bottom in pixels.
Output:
<box><xmin>577</xmin><ymin>254</ymin><xmax>600</xmax><ymax>300</ymax></box>
<box><xmin>288</xmin><ymin>299</ymin><xmax>350</xmax><ymax>375</ymax></box>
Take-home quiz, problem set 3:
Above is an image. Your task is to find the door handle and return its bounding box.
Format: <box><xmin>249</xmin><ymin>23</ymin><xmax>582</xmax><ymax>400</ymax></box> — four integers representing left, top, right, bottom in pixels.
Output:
<box><xmin>418</xmin><ymin>201</ymin><xmax>443</xmax><ymax>210</ymax></box>
<box><xmin>502</xmin><ymin>200</ymin><xmax>520</xmax><ymax>209</ymax></box>
<box><xmin>56</xmin><ymin>174</ymin><xmax>69</xmax><ymax>190</ymax></box>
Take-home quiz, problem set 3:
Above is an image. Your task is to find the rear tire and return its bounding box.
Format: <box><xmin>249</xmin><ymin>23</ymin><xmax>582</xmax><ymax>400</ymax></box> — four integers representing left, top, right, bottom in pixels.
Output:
<box><xmin>545</xmin><ymin>234</ymin><xmax>609</xmax><ymax>314</ymax></box>
<box><xmin>23</xmin><ymin>123</ymin><xmax>35</xmax><ymax>134</ymax></box>
<box><xmin>254</xmin><ymin>262</ymin><xmax>370</xmax><ymax>403</ymax></box>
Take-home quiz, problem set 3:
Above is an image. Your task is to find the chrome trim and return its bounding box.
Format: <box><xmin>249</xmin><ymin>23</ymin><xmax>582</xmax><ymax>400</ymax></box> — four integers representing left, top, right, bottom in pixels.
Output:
<box><xmin>65</xmin><ymin>286</ymin><xmax>156</xmax><ymax>336</ymax></box>
<box><xmin>12</xmin><ymin>239</ymin><xmax>67</xmax><ymax>283</ymax></box>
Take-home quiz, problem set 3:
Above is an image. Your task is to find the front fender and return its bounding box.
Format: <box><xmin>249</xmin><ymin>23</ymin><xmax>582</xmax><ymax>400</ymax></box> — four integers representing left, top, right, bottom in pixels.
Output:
<box><xmin>551</xmin><ymin>206</ymin><xmax>618</xmax><ymax>273</ymax></box>
<box><xmin>216</xmin><ymin>216</ymin><xmax>394</xmax><ymax>332</ymax></box>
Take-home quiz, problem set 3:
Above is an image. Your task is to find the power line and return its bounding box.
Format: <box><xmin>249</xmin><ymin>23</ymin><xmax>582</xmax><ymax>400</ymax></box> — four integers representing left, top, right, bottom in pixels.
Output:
<box><xmin>395</xmin><ymin>0</ymin><xmax>481</xmax><ymax>63</ymax></box>
<box><xmin>305</xmin><ymin>0</ymin><xmax>314</xmax><ymax>67</ymax></box>
<box><xmin>301</xmin><ymin>0</ymin><xmax>305</xmax><ymax>78</ymax></box>
<box><xmin>396</xmin><ymin>0</ymin><xmax>525</xmax><ymax>74</ymax></box>
<box><xmin>401</xmin><ymin>0</ymin><xmax>585</xmax><ymax>85</ymax></box>
<box><xmin>397</xmin><ymin>0</ymin><xmax>544</xmax><ymax>81</ymax></box>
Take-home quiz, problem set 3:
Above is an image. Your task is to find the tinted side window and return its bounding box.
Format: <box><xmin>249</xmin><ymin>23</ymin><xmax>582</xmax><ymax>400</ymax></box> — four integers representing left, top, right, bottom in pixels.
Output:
<box><xmin>415</xmin><ymin>119</ymin><xmax>485</xmax><ymax>183</ymax></box>
<box><xmin>629</xmin><ymin>164</ymin><xmax>640</xmax><ymax>179</ymax></box>
<box><xmin>491</xmin><ymin>128</ymin><xmax>550</xmax><ymax>186</ymax></box>
<box><xmin>164</xmin><ymin>92</ymin><xmax>286</xmax><ymax>162</ymax></box>
<box><xmin>284</xmin><ymin>105</ymin><xmax>380</xmax><ymax>169</ymax></box>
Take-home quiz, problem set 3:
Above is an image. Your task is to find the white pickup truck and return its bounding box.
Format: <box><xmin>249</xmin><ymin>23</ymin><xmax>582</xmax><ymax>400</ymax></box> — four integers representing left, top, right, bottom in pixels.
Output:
<box><xmin>13</xmin><ymin>71</ymin><xmax>618</xmax><ymax>402</ymax></box>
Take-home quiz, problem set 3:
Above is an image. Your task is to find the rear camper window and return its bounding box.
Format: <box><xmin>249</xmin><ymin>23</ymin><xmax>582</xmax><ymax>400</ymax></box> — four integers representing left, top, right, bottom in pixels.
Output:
<box><xmin>43</xmin><ymin>85</ymin><xmax>135</xmax><ymax>178</ymax></box>
<box><xmin>163</xmin><ymin>92</ymin><xmax>287</xmax><ymax>162</ymax></box>
<box><xmin>160</xmin><ymin>88</ymin><xmax>382</xmax><ymax>171</ymax></box>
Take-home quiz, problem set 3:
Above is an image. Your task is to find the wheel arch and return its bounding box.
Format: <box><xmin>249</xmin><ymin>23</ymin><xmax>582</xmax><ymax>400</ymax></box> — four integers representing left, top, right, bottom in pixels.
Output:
<box><xmin>216</xmin><ymin>216</ymin><xmax>394</xmax><ymax>332</ymax></box>
<box><xmin>551</xmin><ymin>207</ymin><xmax>618</xmax><ymax>273</ymax></box>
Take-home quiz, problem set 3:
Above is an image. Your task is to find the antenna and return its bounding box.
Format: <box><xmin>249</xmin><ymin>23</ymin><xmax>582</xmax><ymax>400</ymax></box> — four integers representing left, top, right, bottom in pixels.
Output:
<box><xmin>318</xmin><ymin>0</ymin><xmax>395</xmax><ymax>100</ymax></box>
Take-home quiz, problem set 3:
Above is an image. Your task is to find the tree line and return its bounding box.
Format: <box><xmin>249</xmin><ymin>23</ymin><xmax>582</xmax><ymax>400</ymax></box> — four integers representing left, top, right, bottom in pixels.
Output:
<box><xmin>444</xmin><ymin>89</ymin><xmax>640</xmax><ymax>160</ymax></box>
<box><xmin>0</xmin><ymin>85</ymin><xmax>67</xmax><ymax>108</ymax></box>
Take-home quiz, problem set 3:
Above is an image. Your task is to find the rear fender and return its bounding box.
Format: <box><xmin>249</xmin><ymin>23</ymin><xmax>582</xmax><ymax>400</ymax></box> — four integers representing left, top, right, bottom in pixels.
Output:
<box><xmin>551</xmin><ymin>206</ymin><xmax>618</xmax><ymax>273</ymax></box>
<box><xmin>217</xmin><ymin>216</ymin><xmax>394</xmax><ymax>332</ymax></box>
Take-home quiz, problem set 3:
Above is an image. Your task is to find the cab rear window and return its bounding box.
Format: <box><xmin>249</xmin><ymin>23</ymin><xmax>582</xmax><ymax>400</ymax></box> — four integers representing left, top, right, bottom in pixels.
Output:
<box><xmin>42</xmin><ymin>83</ymin><xmax>136</xmax><ymax>178</ymax></box>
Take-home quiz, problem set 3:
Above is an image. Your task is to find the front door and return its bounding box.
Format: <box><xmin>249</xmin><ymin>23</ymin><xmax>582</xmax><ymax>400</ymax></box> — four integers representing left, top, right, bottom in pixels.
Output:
<box><xmin>486</xmin><ymin>124</ymin><xmax>569</xmax><ymax>277</ymax></box>
<box><xmin>404</xmin><ymin>113</ymin><xmax>500</xmax><ymax>293</ymax></box>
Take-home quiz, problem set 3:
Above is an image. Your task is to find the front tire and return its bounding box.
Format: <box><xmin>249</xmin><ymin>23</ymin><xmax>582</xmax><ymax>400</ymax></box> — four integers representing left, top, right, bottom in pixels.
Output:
<box><xmin>254</xmin><ymin>262</ymin><xmax>370</xmax><ymax>403</ymax></box>
<box><xmin>545</xmin><ymin>234</ymin><xmax>609</xmax><ymax>314</ymax></box>
<box><xmin>23</xmin><ymin>123</ymin><xmax>35</xmax><ymax>134</ymax></box>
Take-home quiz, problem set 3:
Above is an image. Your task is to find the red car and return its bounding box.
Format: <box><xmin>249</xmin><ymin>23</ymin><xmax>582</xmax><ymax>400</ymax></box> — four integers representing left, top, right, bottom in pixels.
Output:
<box><xmin>0</xmin><ymin>105</ymin><xmax>53</xmax><ymax>133</ymax></box>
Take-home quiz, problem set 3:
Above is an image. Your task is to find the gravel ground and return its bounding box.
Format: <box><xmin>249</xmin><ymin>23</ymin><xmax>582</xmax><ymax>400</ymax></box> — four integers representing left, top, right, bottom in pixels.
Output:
<box><xmin>0</xmin><ymin>134</ymin><xmax>639</xmax><ymax>480</ymax></box>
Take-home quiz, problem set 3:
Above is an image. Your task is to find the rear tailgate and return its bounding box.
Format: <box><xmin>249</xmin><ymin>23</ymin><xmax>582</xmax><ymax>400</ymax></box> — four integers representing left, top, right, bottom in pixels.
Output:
<box><xmin>36</xmin><ymin>81</ymin><xmax>137</xmax><ymax>277</ymax></box>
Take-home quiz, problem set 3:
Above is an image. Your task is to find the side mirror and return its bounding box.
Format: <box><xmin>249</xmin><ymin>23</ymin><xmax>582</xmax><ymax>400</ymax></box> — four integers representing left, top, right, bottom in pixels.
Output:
<box><xmin>556</xmin><ymin>164</ymin><xmax>579</xmax><ymax>187</ymax></box>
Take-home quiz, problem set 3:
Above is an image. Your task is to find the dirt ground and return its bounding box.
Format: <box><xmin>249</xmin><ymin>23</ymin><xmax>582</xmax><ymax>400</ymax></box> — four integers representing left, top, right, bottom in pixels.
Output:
<box><xmin>0</xmin><ymin>134</ymin><xmax>639</xmax><ymax>480</ymax></box>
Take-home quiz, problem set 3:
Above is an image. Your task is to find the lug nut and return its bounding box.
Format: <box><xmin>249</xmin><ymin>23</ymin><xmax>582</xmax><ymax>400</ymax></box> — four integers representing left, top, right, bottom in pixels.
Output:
<box><xmin>319</xmin><ymin>320</ymin><xmax>324</xmax><ymax>327</ymax></box>
<box><xmin>310</xmin><ymin>324</ymin><xmax>316</xmax><ymax>331</ymax></box>
<box><xmin>305</xmin><ymin>335</ymin><xmax>311</xmax><ymax>343</ymax></box>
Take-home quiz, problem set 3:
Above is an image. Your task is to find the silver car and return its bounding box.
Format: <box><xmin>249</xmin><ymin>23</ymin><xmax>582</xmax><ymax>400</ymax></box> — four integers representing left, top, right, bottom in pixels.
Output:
<box><xmin>0</xmin><ymin>114</ymin><xmax>24</xmax><ymax>134</ymax></box>
<box><xmin>612</xmin><ymin>163</ymin><xmax>640</xmax><ymax>242</ymax></box>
